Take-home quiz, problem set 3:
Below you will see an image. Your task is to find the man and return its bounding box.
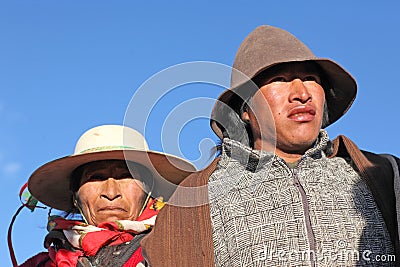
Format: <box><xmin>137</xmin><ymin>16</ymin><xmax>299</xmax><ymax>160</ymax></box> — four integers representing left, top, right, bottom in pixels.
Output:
<box><xmin>142</xmin><ymin>26</ymin><xmax>400</xmax><ymax>266</ymax></box>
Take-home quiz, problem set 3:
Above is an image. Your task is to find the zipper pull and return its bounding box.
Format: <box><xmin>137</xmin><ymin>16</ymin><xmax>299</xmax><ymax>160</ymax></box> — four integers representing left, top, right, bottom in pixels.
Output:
<box><xmin>292</xmin><ymin>169</ymin><xmax>301</xmax><ymax>187</ymax></box>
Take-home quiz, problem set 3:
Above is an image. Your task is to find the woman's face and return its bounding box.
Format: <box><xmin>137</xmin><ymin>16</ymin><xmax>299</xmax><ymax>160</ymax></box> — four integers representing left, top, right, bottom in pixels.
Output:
<box><xmin>75</xmin><ymin>160</ymin><xmax>146</xmax><ymax>226</ymax></box>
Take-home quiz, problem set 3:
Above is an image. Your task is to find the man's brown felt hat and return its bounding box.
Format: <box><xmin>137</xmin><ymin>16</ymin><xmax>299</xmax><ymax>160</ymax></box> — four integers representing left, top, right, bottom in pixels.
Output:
<box><xmin>211</xmin><ymin>25</ymin><xmax>357</xmax><ymax>139</ymax></box>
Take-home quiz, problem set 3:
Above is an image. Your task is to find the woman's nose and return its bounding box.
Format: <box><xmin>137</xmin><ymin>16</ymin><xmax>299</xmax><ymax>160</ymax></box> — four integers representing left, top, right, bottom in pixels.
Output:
<box><xmin>100</xmin><ymin>178</ymin><xmax>122</xmax><ymax>200</ymax></box>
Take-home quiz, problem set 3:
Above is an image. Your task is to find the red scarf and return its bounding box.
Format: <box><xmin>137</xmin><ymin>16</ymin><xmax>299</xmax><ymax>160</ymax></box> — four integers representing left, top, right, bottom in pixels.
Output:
<box><xmin>20</xmin><ymin>198</ymin><xmax>163</xmax><ymax>267</ymax></box>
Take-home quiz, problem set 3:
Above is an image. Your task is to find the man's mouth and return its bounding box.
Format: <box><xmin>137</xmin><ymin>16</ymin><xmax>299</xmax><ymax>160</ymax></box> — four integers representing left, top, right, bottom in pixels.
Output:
<box><xmin>288</xmin><ymin>106</ymin><xmax>316</xmax><ymax>122</ymax></box>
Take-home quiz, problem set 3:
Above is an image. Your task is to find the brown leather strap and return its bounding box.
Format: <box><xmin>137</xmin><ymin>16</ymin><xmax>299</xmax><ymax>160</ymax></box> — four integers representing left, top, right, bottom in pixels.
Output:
<box><xmin>331</xmin><ymin>135</ymin><xmax>399</xmax><ymax>262</ymax></box>
<box><xmin>141</xmin><ymin>159</ymin><xmax>218</xmax><ymax>267</ymax></box>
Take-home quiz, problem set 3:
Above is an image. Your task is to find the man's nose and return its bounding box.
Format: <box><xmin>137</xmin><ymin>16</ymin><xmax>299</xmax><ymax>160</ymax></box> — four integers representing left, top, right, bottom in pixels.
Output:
<box><xmin>289</xmin><ymin>79</ymin><xmax>312</xmax><ymax>103</ymax></box>
<box><xmin>100</xmin><ymin>178</ymin><xmax>122</xmax><ymax>200</ymax></box>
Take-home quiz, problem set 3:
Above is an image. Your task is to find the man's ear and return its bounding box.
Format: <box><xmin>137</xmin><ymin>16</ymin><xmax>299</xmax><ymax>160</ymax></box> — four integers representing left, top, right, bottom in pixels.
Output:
<box><xmin>241</xmin><ymin>104</ymin><xmax>251</xmax><ymax>124</ymax></box>
<box><xmin>242</xmin><ymin>112</ymin><xmax>250</xmax><ymax>123</ymax></box>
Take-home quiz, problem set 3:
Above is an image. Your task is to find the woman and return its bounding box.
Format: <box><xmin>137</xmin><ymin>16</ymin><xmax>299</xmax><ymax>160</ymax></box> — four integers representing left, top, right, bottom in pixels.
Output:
<box><xmin>19</xmin><ymin>125</ymin><xmax>196</xmax><ymax>266</ymax></box>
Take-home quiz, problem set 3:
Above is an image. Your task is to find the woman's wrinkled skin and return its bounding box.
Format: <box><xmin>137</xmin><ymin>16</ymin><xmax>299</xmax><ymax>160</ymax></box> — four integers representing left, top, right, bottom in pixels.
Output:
<box><xmin>75</xmin><ymin>160</ymin><xmax>146</xmax><ymax>226</ymax></box>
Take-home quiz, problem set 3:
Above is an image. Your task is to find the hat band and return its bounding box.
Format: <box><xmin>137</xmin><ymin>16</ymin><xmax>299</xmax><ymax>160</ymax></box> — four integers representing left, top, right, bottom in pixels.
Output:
<box><xmin>78</xmin><ymin>145</ymin><xmax>141</xmax><ymax>154</ymax></box>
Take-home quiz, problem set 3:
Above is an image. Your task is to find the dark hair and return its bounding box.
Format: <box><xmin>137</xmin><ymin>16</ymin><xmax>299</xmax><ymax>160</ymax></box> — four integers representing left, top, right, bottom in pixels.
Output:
<box><xmin>321</xmin><ymin>102</ymin><xmax>330</xmax><ymax>128</ymax></box>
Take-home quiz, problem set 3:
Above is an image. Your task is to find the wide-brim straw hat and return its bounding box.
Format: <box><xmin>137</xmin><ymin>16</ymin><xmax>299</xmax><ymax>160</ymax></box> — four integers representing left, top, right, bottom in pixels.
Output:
<box><xmin>211</xmin><ymin>25</ymin><xmax>357</xmax><ymax>139</ymax></box>
<box><xmin>28</xmin><ymin>125</ymin><xmax>196</xmax><ymax>211</ymax></box>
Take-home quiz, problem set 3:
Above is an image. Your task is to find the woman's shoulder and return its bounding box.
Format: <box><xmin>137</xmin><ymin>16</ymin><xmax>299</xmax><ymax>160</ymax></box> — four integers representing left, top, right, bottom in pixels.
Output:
<box><xmin>19</xmin><ymin>252</ymin><xmax>54</xmax><ymax>267</ymax></box>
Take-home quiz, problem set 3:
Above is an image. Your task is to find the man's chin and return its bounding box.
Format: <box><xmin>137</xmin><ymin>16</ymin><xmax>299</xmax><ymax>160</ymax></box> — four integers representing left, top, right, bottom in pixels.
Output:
<box><xmin>277</xmin><ymin>138</ymin><xmax>317</xmax><ymax>155</ymax></box>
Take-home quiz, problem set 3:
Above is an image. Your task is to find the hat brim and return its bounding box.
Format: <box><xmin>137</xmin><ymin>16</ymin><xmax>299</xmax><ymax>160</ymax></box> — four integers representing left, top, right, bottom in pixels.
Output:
<box><xmin>211</xmin><ymin>58</ymin><xmax>357</xmax><ymax>138</ymax></box>
<box><xmin>28</xmin><ymin>149</ymin><xmax>196</xmax><ymax>211</ymax></box>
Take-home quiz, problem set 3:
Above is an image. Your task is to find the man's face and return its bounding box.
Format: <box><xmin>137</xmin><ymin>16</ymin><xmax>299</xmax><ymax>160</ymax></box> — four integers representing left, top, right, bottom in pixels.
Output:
<box><xmin>76</xmin><ymin>160</ymin><xmax>146</xmax><ymax>226</ymax></box>
<box><xmin>242</xmin><ymin>62</ymin><xmax>326</xmax><ymax>158</ymax></box>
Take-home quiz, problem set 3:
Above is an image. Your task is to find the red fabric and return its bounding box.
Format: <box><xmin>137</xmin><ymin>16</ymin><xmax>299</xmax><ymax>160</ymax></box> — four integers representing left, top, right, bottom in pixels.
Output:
<box><xmin>123</xmin><ymin>247</ymin><xmax>144</xmax><ymax>267</ymax></box>
<box><xmin>54</xmin><ymin>249</ymin><xmax>82</xmax><ymax>267</ymax></box>
<box><xmin>81</xmin><ymin>227</ymin><xmax>134</xmax><ymax>256</ymax></box>
<box><xmin>18</xmin><ymin>252</ymin><xmax>54</xmax><ymax>267</ymax></box>
<box><xmin>20</xmin><ymin>224</ymin><xmax>143</xmax><ymax>267</ymax></box>
<box><xmin>19</xmin><ymin>198</ymin><xmax>161</xmax><ymax>266</ymax></box>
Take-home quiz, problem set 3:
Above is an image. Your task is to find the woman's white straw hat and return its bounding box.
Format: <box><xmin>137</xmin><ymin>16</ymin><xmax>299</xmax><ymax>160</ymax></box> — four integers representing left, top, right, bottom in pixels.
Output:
<box><xmin>28</xmin><ymin>125</ymin><xmax>196</xmax><ymax>211</ymax></box>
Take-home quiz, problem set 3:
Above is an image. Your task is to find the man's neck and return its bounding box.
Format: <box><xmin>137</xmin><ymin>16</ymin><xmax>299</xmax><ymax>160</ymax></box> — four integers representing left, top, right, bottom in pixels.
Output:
<box><xmin>275</xmin><ymin>150</ymin><xmax>303</xmax><ymax>163</ymax></box>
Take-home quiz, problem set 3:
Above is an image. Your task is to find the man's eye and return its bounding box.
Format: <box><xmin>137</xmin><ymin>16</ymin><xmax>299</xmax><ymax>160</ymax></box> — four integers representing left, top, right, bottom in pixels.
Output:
<box><xmin>117</xmin><ymin>173</ymin><xmax>133</xmax><ymax>179</ymax></box>
<box><xmin>303</xmin><ymin>75</ymin><xmax>320</xmax><ymax>83</ymax></box>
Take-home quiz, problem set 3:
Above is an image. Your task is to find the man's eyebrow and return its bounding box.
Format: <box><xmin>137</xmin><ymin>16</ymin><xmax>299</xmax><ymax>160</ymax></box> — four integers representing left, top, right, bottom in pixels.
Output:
<box><xmin>84</xmin><ymin>167</ymin><xmax>107</xmax><ymax>173</ymax></box>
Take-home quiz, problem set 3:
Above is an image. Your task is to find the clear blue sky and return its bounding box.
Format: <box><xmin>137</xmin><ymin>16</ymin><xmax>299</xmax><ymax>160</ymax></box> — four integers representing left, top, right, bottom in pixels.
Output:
<box><xmin>1</xmin><ymin>1</ymin><xmax>399</xmax><ymax>265</ymax></box>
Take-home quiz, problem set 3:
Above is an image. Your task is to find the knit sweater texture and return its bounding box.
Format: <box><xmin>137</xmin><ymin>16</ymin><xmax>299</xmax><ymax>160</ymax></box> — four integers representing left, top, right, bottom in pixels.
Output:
<box><xmin>208</xmin><ymin>130</ymin><xmax>394</xmax><ymax>266</ymax></box>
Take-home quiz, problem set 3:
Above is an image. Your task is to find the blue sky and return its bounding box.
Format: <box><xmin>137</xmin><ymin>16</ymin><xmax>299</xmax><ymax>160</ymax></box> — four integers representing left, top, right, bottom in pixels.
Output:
<box><xmin>1</xmin><ymin>1</ymin><xmax>399</xmax><ymax>265</ymax></box>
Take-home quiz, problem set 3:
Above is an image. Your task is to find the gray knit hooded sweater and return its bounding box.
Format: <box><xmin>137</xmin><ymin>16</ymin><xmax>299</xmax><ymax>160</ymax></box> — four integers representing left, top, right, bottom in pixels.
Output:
<box><xmin>208</xmin><ymin>130</ymin><xmax>394</xmax><ymax>266</ymax></box>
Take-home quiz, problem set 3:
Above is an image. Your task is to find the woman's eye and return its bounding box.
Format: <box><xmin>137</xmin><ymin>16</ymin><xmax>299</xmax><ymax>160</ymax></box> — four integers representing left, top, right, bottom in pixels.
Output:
<box><xmin>86</xmin><ymin>174</ymin><xmax>106</xmax><ymax>181</ymax></box>
<box><xmin>269</xmin><ymin>77</ymin><xmax>286</xmax><ymax>83</ymax></box>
